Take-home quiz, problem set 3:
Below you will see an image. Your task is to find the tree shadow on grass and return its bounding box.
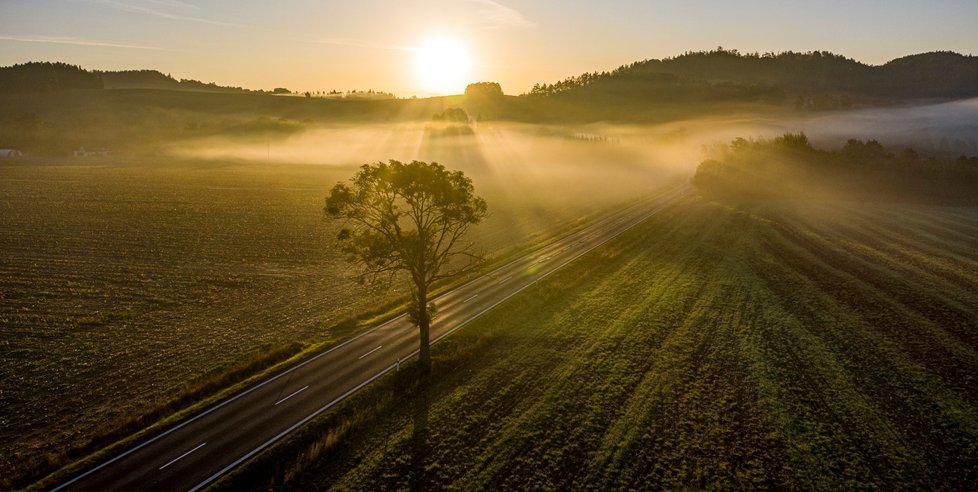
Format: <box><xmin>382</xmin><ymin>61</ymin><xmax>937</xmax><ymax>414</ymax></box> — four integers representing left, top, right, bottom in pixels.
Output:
<box><xmin>408</xmin><ymin>383</ymin><xmax>432</xmax><ymax>491</ymax></box>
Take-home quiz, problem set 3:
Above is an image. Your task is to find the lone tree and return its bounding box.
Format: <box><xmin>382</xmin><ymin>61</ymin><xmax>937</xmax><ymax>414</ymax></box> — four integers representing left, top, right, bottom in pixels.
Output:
<box><xmin>325</xmin><ymin>160</ymin><xmax>488</xmax><ymax>376</ymax></box>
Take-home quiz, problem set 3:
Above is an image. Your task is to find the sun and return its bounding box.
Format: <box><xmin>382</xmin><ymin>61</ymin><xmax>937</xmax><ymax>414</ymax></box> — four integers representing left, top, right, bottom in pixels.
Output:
<box><xmin>414</xmin><ymin>37</ymin><xmax>473</xmax><ymax>95</ymax></box>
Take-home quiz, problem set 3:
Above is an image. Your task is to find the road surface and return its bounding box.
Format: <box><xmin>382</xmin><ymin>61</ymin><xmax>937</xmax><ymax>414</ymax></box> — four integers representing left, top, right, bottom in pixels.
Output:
<box><xmin>53</xmin><ymin>184</ymin><xmax>686</xmax><ymax>491</ymax></box>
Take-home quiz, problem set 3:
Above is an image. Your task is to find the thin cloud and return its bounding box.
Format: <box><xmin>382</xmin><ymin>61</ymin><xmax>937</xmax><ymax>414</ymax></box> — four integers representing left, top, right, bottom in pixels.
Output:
<box><xmin>0</xmin><ymin>34</ymin><xmax>166</xmax><ymax>50</ymax></box>
<box><xmin>140</xmin><ymin>0</ymin><xmax>200</xmax><ymax>9</ymax></box>
<box><xmin>465</xmin><ymin>0</ymin><xmax>535</xmax><ymax>29</ymax></box>
<box><xmin>81</xmin><ymin>0</ymin><xmax>245</xmax><ymax>28</ymax></box>
<box><xmin>313</xmin><ymin>38</ymin><xmax>413</xmax><ymax>51</ymax></box>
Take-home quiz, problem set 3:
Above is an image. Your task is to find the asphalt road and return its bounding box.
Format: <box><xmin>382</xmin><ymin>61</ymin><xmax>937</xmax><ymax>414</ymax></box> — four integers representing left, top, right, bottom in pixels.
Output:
<box><xmin>53</xmin><ymin>184</ymin><xmax>686</xmax><ymax>491</ymax></box>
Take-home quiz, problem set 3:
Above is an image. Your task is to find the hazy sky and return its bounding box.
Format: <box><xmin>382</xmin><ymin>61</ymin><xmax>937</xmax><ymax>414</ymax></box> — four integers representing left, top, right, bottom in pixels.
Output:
<box><xmin>1</xmin><ymin>0</ymin><xmax>977</xmax><ymax>96</ymax></box>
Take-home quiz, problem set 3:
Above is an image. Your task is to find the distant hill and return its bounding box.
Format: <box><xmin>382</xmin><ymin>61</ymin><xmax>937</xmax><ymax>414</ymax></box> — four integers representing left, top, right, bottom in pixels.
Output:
<box><xmin>528</xmin><ymin>48</ymin><xmax>978</xmax><ymax>106</ymax></box>
<box><xmin>0</xmin><ymin>62</ymin><xmax>252</xmax><ymax>93</ymax></box>
<box><xmin>5</xmin><ymin>49</ymin><xmax>977</xmax><ymax>103</ymax></box>
<box><xmin>0</xmin><ymin>62</ymin><xmax>102</xmax><ymax>92</ymax></box>
<box><xmin>876</xmin><ymin>52</ymin><xmax>978</xmax><ymax>98</ymax></box>
<box><xmin>99</xmin><ymin>69</ymin><xmax>251</xmax><ymax>92</ymax></box>
<box><xmin>3</xmin><ymin>49</ymin><xmax>978</xmax><ymax>151</ymax></box>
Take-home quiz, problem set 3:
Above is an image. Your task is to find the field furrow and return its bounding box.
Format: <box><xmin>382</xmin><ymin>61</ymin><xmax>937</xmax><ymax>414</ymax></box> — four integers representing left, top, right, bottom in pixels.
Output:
<box><xmin>0</xmin><ymin>160</ymin><xmax>665</xmax><ymax>487</ymax></box>
<box><xmin>231</xmin><ymin>199</ymin><xmax>978</xmax><ymax>491</ymax></box>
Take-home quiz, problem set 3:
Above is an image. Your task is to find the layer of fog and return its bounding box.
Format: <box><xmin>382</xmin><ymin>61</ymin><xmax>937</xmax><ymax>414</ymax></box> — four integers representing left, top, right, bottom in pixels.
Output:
<box><xmin>783</xmin><ymin>97</ymin><xmax>978</xmax><ymax>153</ymax></box>
<box><xmin>173</xmin><ymin>97</ymin><xmax>978</xmax><ymax>177</ymax></box>
<box><xmin>170</xmin><ymin>121</ymin><xmax>694</xmax><ymax>211</ymax></box>
<box><xmin>164</xmin><ymin>96</ymin><xmax>978</xmax><ymax>264</ymax></box>
<box><xmin>171</xmin><ymin>121</ymin><xmax>706</xmax><ymax>259</ymax></box>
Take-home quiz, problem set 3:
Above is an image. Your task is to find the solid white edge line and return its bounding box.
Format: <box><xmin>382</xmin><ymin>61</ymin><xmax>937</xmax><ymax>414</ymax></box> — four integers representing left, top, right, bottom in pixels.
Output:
<box><xmin>53</xmin><ymin>186</ymin><xmax>685</xmax><ymax>492</ymax></box>
<box><xmin>50</xmin><ymin>313</ymin><xmax>406</xmax><ymax>492</ymax></box>
<box><xmin>54</xmin><ymin>232</ymin><xmax>563</xmax><ymax>491</ymax></box>
<box><xmin>434</xmin><ymin>197</ymin><xmax>676</xmax><ymax>344</ymax></box>
<box><xmin>274</xmin><ymin>385</ymin><xmax>310</xmax><ymax>406</ymax></box>
<box><xmin>357</xmin><ymin>346</ymin><xmax>383</xmax><ymax>360</ymax></box>
<box><xmin>427</xmin><ymin>185</ymin><xmax>673</xmax><ymax>301</ymax></box>
<box><xmin>188</xmin><ymin>189</ymin><xmax>682</xmax><ymax>492</ymax></box>
<box><xmin>158</xmin><ymin>442</ymin><xmax>206</xmax><ymax>471</ymax></box>
<box><xmin>187</xmin><ymin>366</ymin><xmax>398</xmax><ymax>492</ymax></box>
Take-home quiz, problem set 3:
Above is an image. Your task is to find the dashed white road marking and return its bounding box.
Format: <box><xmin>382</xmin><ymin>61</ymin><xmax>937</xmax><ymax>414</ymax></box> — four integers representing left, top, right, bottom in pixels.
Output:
<box><xmin>159</xmin><ymin>442</ymin><xmax>206</xmax><ymax>470</ymax></box>
<box><xmin>463</xmin><ymin>294</ymin><xmax>479</xmax><ymax>303</ymax></box>
<box><xmin>357</xmin><ymin>346</ymin><xmax>383</xmax><ymax>360</ymax></box>
<box><xmin>274</xmin><ymin>385</ymin><xmax>309</xmax><ymax>406</ymax></box>
<box><xmin>64</xmin><ymin>187</ymin><xmax>686</xmax><ymax>492</ymax></box>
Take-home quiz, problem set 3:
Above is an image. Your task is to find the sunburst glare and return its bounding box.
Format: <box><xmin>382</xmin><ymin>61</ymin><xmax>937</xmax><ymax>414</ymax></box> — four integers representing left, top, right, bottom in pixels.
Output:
<box><xmin>414</xmin><ymin>36</ymin><xmax>473</xmax><ymax>95</ymax></box>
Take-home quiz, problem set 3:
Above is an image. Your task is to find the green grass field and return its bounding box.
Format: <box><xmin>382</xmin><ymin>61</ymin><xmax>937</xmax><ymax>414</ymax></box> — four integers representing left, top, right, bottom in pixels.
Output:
<box><xmin>0</xmin><ymin>152</ymin><xmax>671</xmax><ymax>487</ymax></box>
<box><xmin>217</xmin><ymin>197</ymin><xmax>978</xmax><ymax>490</ymax></box>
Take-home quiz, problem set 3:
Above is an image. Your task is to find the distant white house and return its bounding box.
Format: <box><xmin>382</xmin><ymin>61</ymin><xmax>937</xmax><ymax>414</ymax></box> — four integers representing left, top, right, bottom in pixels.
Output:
<box><xmin>73</xmin><ymin>147</ymin><xmax>112</xmax><ymax>157</ymax></box>
<box><xmin>0</xmin><ymin>149</ymin><xmax>22</xmax><ymax>158</ymax></box>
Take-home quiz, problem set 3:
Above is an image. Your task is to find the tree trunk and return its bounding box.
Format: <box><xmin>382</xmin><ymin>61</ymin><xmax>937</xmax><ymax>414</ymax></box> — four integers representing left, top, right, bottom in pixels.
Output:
<box><xmin>417</xmin><ymin>286</ymin><xmax>431</xmax><ymax>378</ymax></box>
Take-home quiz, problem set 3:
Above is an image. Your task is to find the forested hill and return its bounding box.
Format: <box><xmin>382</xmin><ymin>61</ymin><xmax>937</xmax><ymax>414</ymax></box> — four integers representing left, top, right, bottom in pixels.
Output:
<box><xmin>6</xmin><ymin>49</ymin><xmax>977</xmax><ymax>102</ymax></box>
<box><xmin>0</xmin><ymin>62</ymin><xmax>101</xmax><ymax>92</ymax></box>
<box><xmin>0</xmin><ymin>62</ymin><xmax>251</xmax><ymax>93</ymax></box>
<box><xmin>100</xmin><ymin>69</ymin><xmax>250</xmax><ymax>92</ymax></box>
<box><xmin>529</xmin><ymin>49</ymin><xmax>978</xmax><ymax>102</ymax></box>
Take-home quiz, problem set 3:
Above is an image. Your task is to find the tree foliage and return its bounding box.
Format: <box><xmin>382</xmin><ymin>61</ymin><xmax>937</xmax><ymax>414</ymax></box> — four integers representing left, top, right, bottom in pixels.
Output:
<box><xmin>0</xmin><ymin>62</ymin><xmax>255</xmax><ymax>93</ymax></box>
<box><xmin>325</xmin><ymin>160</ymin><xmax>488</xmax><ymax>375</ymax></box>
<box><xmin>0</xmin><ymin>62</ymin><xmax>102</xmax><ymax>92</ymax></box>
<box><xmin>431</xmin><ymin>107</ymin><xmax>470</xmax><ymax>123</ymax></box>
<box><xmin>693</xmin><ymin>133</ymin><xmax>978</xmax><ymax>204</ymax></box>
<box><xmin>464</xmin><ymin>82</ymin><xmax>504</xmax><ymax>98</ymax></box>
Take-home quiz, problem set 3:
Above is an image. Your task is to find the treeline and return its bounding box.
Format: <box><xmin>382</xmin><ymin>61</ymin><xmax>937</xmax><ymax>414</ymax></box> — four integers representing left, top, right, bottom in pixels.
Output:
<box><xmin>2</xmin><ymin>63</ymin><xmax>260</xmax><ymax>93</ymax></box>
<box><xmin>431</xmin><ymin>107</ymin><xmax>470</xmax><ymax>123</ymax></box>
<box><xmin>529</xmin><ymin>69</ymin><xmax>785</xmax><ymax>106</ymax></box>
<box><xmin>0</xmin><ymin>62</ymin><xmax>101</xmax><ymax>92</ymax></box>
<box><xmin>693</xmin><ymin>133</ymin><xmax>978</xmax><ymax>204</ymax></box>
<box><xmin>101</xmin><ymin>69</ymin><xmax>251</xmax><ymax>92</ymax></box>
<box><xmin>528</xmin><ymin>48</ymin><xmax>978</xmax><ymax>103</ymax></box>
<box><xmin>426</xmin><ymin>108</ymin><xmax>474</xmax><ymax>138</ymax></box>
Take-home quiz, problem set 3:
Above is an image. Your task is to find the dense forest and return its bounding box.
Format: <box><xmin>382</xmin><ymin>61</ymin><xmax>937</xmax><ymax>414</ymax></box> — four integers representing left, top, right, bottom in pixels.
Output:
<box><xmin>6</xmin><ymin>49</ymin><xmax>978</xmax><ymax>102</ymax></box>
<box><xmin>101</xmin><ymin>69</ymin><xmax>251</xmax><ymax>92</ymax></box>
<box><xmin>0</xmin><ymin>62</ymin><xmax>252</xmax><ymax>93</ymax></box>
<box><xmin>0</xmin><ymin>62</ymin><xmax>102</xmax><ymax>93</ymax></box>
<box><xmin>529</xmin><ymin>49</ymin><xmax>978</xmax><ymax>105</ymax></box>
<box><xmin>4</xmin><ymin>50</ymin><xmax>978</xmax><ymax>153</ymax></box>
<box><xmin>693</xmin><ymin>133</ymin><xmax>978</xmax><ymax>204</ymax></box>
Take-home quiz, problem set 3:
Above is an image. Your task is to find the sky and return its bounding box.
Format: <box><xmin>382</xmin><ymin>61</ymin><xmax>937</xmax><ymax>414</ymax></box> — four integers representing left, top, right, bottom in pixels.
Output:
<box><xmin>1</xmin><ymin>0</ymin><xmax>977</xmax><ymax>96</ymax></box>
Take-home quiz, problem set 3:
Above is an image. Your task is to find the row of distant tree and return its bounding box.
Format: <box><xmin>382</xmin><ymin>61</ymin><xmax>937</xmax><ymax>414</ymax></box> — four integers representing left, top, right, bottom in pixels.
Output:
<box><xmin>289</xmin><ymin>89</ymin><xmax>396</xmax><ymax>99</ymax></box>
<box><xmin>7</xmin><ymin>49</ymin><xmax>978</xmax><ymax>105</ymax></box>
<box><xmin>0</xmin><ymin>62</ymin><xmax>102</xmax><ymax>92</ymax></box>
<box><xmin>101</xmin><ymin>69</ymin><xmax>251</xmax><ymax>92</ymax></box>
<box><xmin>0</xmin><ymin>62</ymin><xmax>397</xmax><ymax>97</ymax></box>
<box><xmin>0</xmin><ymin>62</ymin><xmax>254</xmax><ymax>93</ymax></box>
<box><xmin>693</xmin><ymin>133</ymin><xmax>978</xmax><ymax>204</ymax></box>
<box><xmin>0</xmin><ymin>62</ymin><xmax>500</xmax><ymax>102</ymax></box>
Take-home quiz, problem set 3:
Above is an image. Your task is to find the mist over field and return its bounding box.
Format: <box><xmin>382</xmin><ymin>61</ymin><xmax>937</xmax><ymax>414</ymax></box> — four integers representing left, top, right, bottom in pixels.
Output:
<box><xmin>171</xmin><ymin>121</ymin><xmax>689</xmax><ymax>226</ymax></box>
<box><xmin>0</xmin><ymin>120</ymin><xmax>687</xmax><ymax>485</ymax></box>
<box><xmin>784</xmin><ymin>97</ymin><xmax>978</xmax><ymax>150</ymax></box>
<box><xmin>170</xmin><ymin>96</ymin><xmax>978</xmax><ymax>176</ymax></box>
<box><xmin>3</xmin><ymin>24</ymin><xmax>978</xmax><ymax>488</ymax></box>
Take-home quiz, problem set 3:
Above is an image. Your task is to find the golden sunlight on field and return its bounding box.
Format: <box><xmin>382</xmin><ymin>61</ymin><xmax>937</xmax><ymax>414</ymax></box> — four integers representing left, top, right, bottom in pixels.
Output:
<box><xmin>5</xmin><ymin>1</ymin><xmax>978</xmax><ymax>488</ymax></box>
